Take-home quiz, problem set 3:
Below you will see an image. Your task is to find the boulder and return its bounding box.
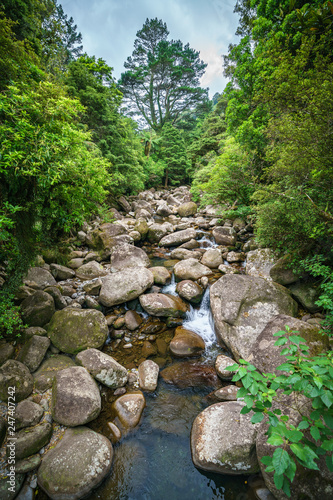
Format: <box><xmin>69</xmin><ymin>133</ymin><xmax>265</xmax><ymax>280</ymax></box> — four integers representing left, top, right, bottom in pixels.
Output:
<box><xmin>138</xmin><ymin>360</ymin><xmax>159</xmax><ymax>391</ymax></box>
<box><xmin>52</xmin><ymin>366</ymin><xmax>101</xmax><ymax>426</ymax></box>
<box><xmin>17</xmin><ymin>335</ymin><xmax>50</xmax><ymax>372</ymax></box>
<box><xmin>133</xmin><ymin>218</ymin><xmax>149</xmax><ymax>238</ymax></box>
<box><xmin>170</xmin><ymin>248</ymin><xmax>200</xmax><ymax>261</ymax></box>
<box><xmin>75</xmin><ymin>261</ymin><xmax>108</xmax><ymax>280</ymax></box>
<box><xmin>12</xmin><ymin>422</ymin><xmax>52</xmax><ymax>460</ymax></box>
<box><xmin>50</xmin><ymin>264</ymin><xmax>75</xmax><ymax>281</ymax></box>
<box><xmin>48</xmin><ymin>308</ymin><xmax>108</xmax><ymax>355</ymax></box>
<box><xmin>44</xmin><ymin>286</ymin><xmax>67</xmax><ymax>309</ymax></box>
<box><xmin>124</xmin><ymin>310</ymin><xmax>143</xmax><ymax>330</ymax></box>
<box><xmin>218</xmin><ymin>264</ymin><xmax>239</xmax><ymax>275</ymax></box>
<box><xmin>159</xmin><ymin>229</ymin><xmax>197</xmax><ymax>247</ymax></box>
<box><xmin>201</xmin><ymin>249</ymin><xmax>223</xmax><ymax>268</ymax></box>
<box><xmin>226</xmin><ymin>251</ymin><xmax>246</xmax><ymax>263</ymax></box>
<box><xmin>247</xmin><ymin>314</ymin><xmax>329</xmax><ymax>374</ymax></box>
<box><xmin>25</xmin><ymin>267</ymin><xmax>56</xmax><ymax>289</ymax></box>
<box><xmin>110</xmin><ymin>243</ymin><xmax>150</xmax><ymax>270</ymax></box>
<box><xmin>149</xmin><ymin>266</ymin><xmax>171</xmax><ymax>285</ymax></box>
<box><xmin>38</xmin><ymin>427</ymin><xmax>113</xmax><ymax>500</ymax></box>
<box><xmin>177</xmin><ymin>202</ymin><xmax>197</xmax><ymax>217</ymax></box>
<box><xmin>15</xmin><ymin>455</ymin><xmax>41</xmax><ymax>474</ymax></box>
<box><xmin>118</xmin><ymin>195</ymin><xmax>132</xmax><ymax>212</ymax></box>
<box><xmin>23</xmin><ymin>326</ymin><xmax>47</xmax><ymax>341</ymax></box>
<box><xmin>161</xmin><ymin>362</ymin><xmax>220</xmax><ymax>389</ymax></box>
<box><xmin>99</xmin><ymin>268</ymin><xmax>154</xmax><ymax>307</ymax></box>
<box><xmin>15</xmin><ymin>400</ymin><xmax>43</xmax><ymax>430</ymax></box>
<box><xmin>83</xmin><ymin>278</ymin><xmax>102</xmax><ymax>295</ymax></box>
<box><xmin>33</xmin><ymin>354</ymin><xmax>76</xmax><ymax>392</ymax></box>
<box><xmin>147</xmin><ymin>222</ymin><xmax>174</xmax><ymax>243</ymax></box>
<box><xmin>215</xmin><ymin>354</ymin><xmax>239</xmax><ymax>380</ymax></box>
<box><xmin>176</xmin><ymin>280</ymin><xmax>203</xmax><ymax>304</ymax></box>
<box><xmin>75</xmin><ymin>349</ymin><xmax>128</xmax><ymax>389</ymax></box>
<box><xmin>20</xmin><ymin>291</ymin><xmax>55</xmax><ymax>327</ymax></box>
<box><xmin>0</xmin><ymin>360</ymin><xmax>33</xmax><ymax>402</ymax></box>
<box><xmin>0</xmin><ymin>473</ymin><xmax>25</xmax><ymax>500</ymax></box>
<box><xmin>112</xmin><ymin>392</ymin><xmax>145</xmax><ymax>430</ymax></box>
<box><xmin>213</xmin><ymin>385</ymin><xmax>240</xmax><ymax>401</ymax></box>
<box><xmin>191</xmin><ymin>401</ymin><xmax>259</xmax><ymax>474</ymax></box>
<box><xmin>169</xmin><ymin>327</ymin><xmax>205</xmax><ymax>358</ymax></box>
<box><xmin>0</xmin><ymin>341</ymin><xmax>14</xmax><ymax>366</ymax></box>
<box><xmin>174</xmin><ymin>258</ymin><xmax>213</xmax><ymax>281</ymax></box>
<box><xmin>67</xmin><ymin>258</ymin><xmax>84</xmax><ymax>269</ymax></box>
<box><xmin>269</xmin><ymin>254</ymin><xmax>299</xmax><ymax>285</ymax></box>
<box><xmin>210</xmin><ymin>275</ymin><xmax>298</xmax><ymax>361</ymax></box>
<box><xmin>156</xmin><ymin>202</ymin><xmax>173</xmax><ymax>217</ymax></box>
<box><xmin>212</xmin><ymin>226</ymin><xmax>236</xmax><ymax>246</ymax></box>
<box><xmin>289</xmin><ymin>280</ymin><xmax>321</xmax><ymax>313</ymax></box>
<box><xmin>246</xmin><ymin>248</ymin><xmax>276</xmax><ymax>281</ymax></box>
<box><xmin>139</xmin><ymin>293</ymin><xmax>188</xmax><ymax>318</ymax></box>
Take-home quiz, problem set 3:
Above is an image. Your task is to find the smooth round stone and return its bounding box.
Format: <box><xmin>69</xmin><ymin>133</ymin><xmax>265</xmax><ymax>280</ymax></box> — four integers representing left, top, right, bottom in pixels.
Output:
<box><xmin>0</xmin><ymin>360</ymin><xmax>33</xmax><ymax>402</ymax></box>
<box><xmin>169</xmin><ymin>327</ymin><xmax>205</xmax><ymax>358</ymax></box>
<box><xmin>161</xmin><ymin>362</ymin><xmax>220</xmax><ymax>389</ymax></box>
<box><xmin>112</xmin><ymin>392</ymin><xmax>145</xmax><ymax>429</ymax></box>
<box><xmin>107</xmin><ymin>422</ymin><xmax>122</xmax><ymax>444</ymax></box>
<box><xmin>148</xmin><ymin>266</ymin><xmax>171</xmax><ymax>285</ymax></box>
<box><xmin>176</xmin><ymin>280</ymin><xmax>203</xmax><ymax>304</ymax></box>
<box><xmin>15</xmin><ymin>400</ymin><xmax>44</xmax><ymax>430</ymax></box>
<box><xmin>215</xmin><ymin>355</ymin><xmax>238</xmax><ymax>380</ymax></box>
<box><xmin>213</xmin><ymin>385</ymin><xmax>240</xmax><ymax>401</ymax></box>
<box><xmin>138</xmin><ymin>360</ymin><xmax>159</xmax><ymax>391</ymax></box>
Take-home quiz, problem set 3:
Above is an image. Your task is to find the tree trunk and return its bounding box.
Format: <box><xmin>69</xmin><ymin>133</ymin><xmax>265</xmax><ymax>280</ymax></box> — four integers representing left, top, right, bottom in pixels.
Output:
<box><xmin>164</xmin><ymin>168</ymin><xmax>168</xmax><ymax>188</ymax></box>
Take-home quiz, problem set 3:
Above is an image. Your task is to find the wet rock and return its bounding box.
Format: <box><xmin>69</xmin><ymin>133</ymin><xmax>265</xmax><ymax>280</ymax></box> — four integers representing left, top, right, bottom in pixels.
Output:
<box><xmin>15</xmin><ymin>400</ymin><xmax>43</xmax><ymax>430</ymax></box>
<box><xmin>25</xmin><ymin>267</ymin><xmax>56</xmax><ymax>289</ymax></box>
<box><xmin>15</xmin><ymin>454</ymin><xmax>41</xmax><ymax>474</ymax></box>
<box><xmin>174</xmin><ymin>258</ymin><xmax>213</xmax><ymax>281</ymax></box>
<box><xmin>169</xmin><ymin>327</ymin><xmax>205</xmax><ymax>358</ymax></box>
<box><xmin>17</xmin><ymin>335</ymin><xmax>50</xmax><ymax>373</ymax></box>
<box><xmin>83</xmin><ymin>278</ymin><xmax>102</xmax><ymax>295</ymax></box>
<box><xmin>149</xmin><ymin>266</ymin><xmax>171</xmax><ymax>285</ymax></box>
<box><xmin>33</xmin><ymin>354</ymin><xmax>76</xmax><ymax>392</ymax></box>
<box><xmin>212</xmin><ymin>226</ymin><xmax>236</xmax><ymax>246</ymax></box>
<box><xmin>0</xmin><ymin>360</ymin><xmax>33</xmax><ymax>402</ymax></box>
<box><xmin>218</xmin><ymin>264</ymin><xmax>239</xmax><ymax>275</ymax></box>
<box><xmin>147</xmin><ymin>222</ymin><xmax>173</xmax><ymax>243</ymax></box>
<box><xmin>246</xmin><ymin>248</ymin><xmax>276</xmax><ymax>281</ymax></box>
<box><xmin>139</xmin><ymin>318</ymin><xmax>165</xmax><ymax>335</ymax></box>
<box><xmin>215</xmin><ymin>354</ymin><xmax>239</xmax><ymax>380</ymax></box>
<box><xmin>50</xmin><ymin>264</ymin><xmax>75</xmax><ymax>280</ymax></box>
<box><xmin>191</xmin><ymin>401</ymin><xmax>259</xmax><ymax>474</ymax></box>
<box><xmin>52</xmin><ymin>366</ymin><xmax>101</xmax><ymax>426</ymax></box>
<box><xmin>210</xmin><ymin>275</ymin><xmax>298</xmax><ymax>361</ymax></box>
<box><xmin>201</xmin><ymin>249</ymin><xmax>223</xmax><ymax>268</ymax></box>
<box><xmin>156</xmin><ymin>202</ymin><xmax>173</xmax><ymax>217</ymax></box>
<box><xmin>247</xmin><ymin>314</ymin><xmax>329</xmax><ymax>374</ymax></box>
<box><xmin>85</xmin><ymin>295</ymin><xmax>102</xmax><ymax>310</ymax></box>
<box><xmin>110</xmin><ymin>243</ymin><xmax>150</xmax><ymax>270</ymax></box>
<box><xmin>226</xmin><ymin>251</ymin><xmax>246</xmax><ymax>263</ymax></box>
<box><xmin>107</xmin><ymin>421</ymin><xmax>122</xmax><ymax>444</ymax></box>
<box><xmin>48</xmin><ymin>308</ymin><xmax>108</xmax><ymax>355</ymax></box>
<box><xmin>44</xmin><ymin>286</ymin><xmax>67</xmax><ymax>309</ymax></box>
<box><xmin>289</xmin><ymin>280</ymin><xmax>321</xmax><ymax>313</ymax></box>
<box><xmin>269</xmin><ymin>254</ymin><xmax>299</xmax><ymax>285</ymax></box>
<box><xmin>170</xmin><ymin>248</ymin><xmax>201</xmax><ymax>260</ymax></box>
<box><xmin>176</xmin><ymin>280</ymin><xmax>204</xmax><ymax>304</ymax></box>
<box><xmin>141</xmin><ymin>340</ymin><xmax>158</xmax><ymax>358</ymax></box>
<box><xmin>20</xmin><ymin>291</ymin><xmax>55</xmax><ymax>327</ymax></box>
<box><xmin>75</xmin><ymin>348</ymin><xmax>128</xmax><ymax>388</ymax></box>
<box><xmin>99</xmin><ymin>268</ymin><xmax>154</xmax><ymax>307</ymax></box>
<box><xmin>161</xmin><ymin>362</ymin><xmax>220</xmax><ymax>388</ymax></box>
<box><xmin>159</xmin><ymin>228</ymin><xmax>197</xmax><ymax>247</ymax></box>
<box><xmin>124</xmin><ymin>310</ymin><xmax>143</xmax><ymax>330</ymax></box>
<box><xmin>68</xmin><ymin>257</ymin><xmax>85</xmax><ymax>269</ymax></box>
<box><xmin>133</xmin><ymin>218</ymin><xmax>149</xmax><ymax>238</ymax></box>
<box><xmin>38</xmin><ymin>426</ymin><xmax>113</xmax><ymax>500</ymax></box>
<box><xmin>0</xmin><ymin>341</ymin><xmax>14</xmax><ymax>365</ymax></box>
<box><xmin>213</xmin><ymin>385</ymin><xmax>240</xmax><ymax>401</ymax></box>
<box><xmin>76</xmin><ymin>261</ymin><xmax>108</xmax><ymax>280</ymax></box>
<box><xmin>180</xmin><ymin>239</ymin><xmax>200</xmax><ymax>249</ymax></box>
<box><xmin>12</xmin><ymin>422</ymin><xmax>52</xmax><ymax>460</ymax></box>
<box><xmin>177</xmin><ymin>202</ymin><xmax>197</xmax><ymax>217</ymax></box>
<box><xmin>138</xmin><ymin>360</ymin><xmax>159</xmax><ymax>391</ymax></box>
<box><xmin>112</xmin><ymin>392</ymin><xmax>145</xmax><ymax>429</ymax></box>
<box><xmin>0</xmin><ymin>473</ymin><xmax>25</xmax><ymax>500</ymax></box>
<box><xmin>139</xmin><ymin>293</ymin><xmax>188</xmax><ymax>318</ymax></box>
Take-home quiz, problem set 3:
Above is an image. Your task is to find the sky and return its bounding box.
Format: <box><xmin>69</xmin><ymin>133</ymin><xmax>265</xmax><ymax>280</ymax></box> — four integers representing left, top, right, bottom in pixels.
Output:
<box><xmin>62</xmin><ymin>0</ymin><xmax>240</xmax><ymax>97</ymax></box>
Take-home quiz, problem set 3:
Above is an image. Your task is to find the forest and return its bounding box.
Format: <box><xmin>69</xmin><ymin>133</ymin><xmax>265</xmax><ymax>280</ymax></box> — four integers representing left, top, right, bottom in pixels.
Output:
<box><xmin>0</xmin><ymin>1</ymin><xmax>333</xmax><ymax>495</ymax></box>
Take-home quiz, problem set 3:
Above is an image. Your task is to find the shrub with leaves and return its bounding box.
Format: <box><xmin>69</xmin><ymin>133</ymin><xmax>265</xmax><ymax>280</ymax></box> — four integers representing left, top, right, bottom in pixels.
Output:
<box><xmin>227</xmin><ymin>327</ymin><xmax>333</xmax><ymax>497</ymax></box>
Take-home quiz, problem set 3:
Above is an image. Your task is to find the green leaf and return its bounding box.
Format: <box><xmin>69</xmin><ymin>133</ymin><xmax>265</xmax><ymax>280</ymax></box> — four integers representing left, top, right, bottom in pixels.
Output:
<box><xmin>325</xmin><ymin>455</ymin><xmax>333</xmax><ymax>472</ymax></box>
<box><xmin>267</xmin><ymin>434</ymin><xmax>284</xmax><ymax>446</ymax></box>
<box><xmin>310</xmin><ymin>426</ymin><xmax>321</xmax><ymax>441</ymax></box>
<box><xmin>261</xmin><ymin>455</ymin><xmax>273</xmax><ymax>466</ymax></box>
<box><xmin>272</xmin><ymin>448</ymin><xmax>290</xmax><ymax>475</ymax></box>
<box><xmin>242</xmin><ymin>373</ymin><xmax>253</xmax><ymax>389</ymax></box>
<box><xmin>275</xmin><ymin>337</ymin><xmax>288</xmax><ymax>346</ymax></box>
<box><xmin>323</xmin><ymin>413</ymin><xmax>333</xmax><ymax>429</ymax></box>
<box><xmin>289</xmin><ymin>335</ymin><xmax>306</xmax><ymax>344</ymax></box>
<box><xmin>286</xmin><ymin>429</ymin><xmax>303</xmax><ymax>443</ymax></box>
<box><xmin>240</xmin><ymin>405</ymin><xmax>252</xmax><ymax>414</ymax></box>
<box><xmin>321</xmin><ymin>391</ymin><xmax>333</xmax><ymax>408</ymax></box>
<box><xmin>282</xmin><ymin>477</ymin><xmax>291</xmax><ymax>497</ymax></box>
<box><xmin>284</xmin><ymin>459</ymin><xmax>296</xmax><ymax>482</ymax></box>
<box><xmin>251</xmin><ymin>412</ymin><xmax>264</xmax><ymax>424</ymax></box>
<box><xmin>298</xmin><ymin>420</ymin><xmax>309</xmax><ymax>430</ymax></box>
<box><xmin>274</xmin><ymin>472</ymin><xmax>284</xmax><ymax>490</ymax></box>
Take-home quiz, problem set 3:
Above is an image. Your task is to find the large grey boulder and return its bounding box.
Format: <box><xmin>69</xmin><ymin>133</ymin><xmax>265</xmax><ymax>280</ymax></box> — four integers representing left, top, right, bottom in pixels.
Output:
<box><xmin>156</xmin><ymin>202</ymin><xmax>173</xmax><ymax>217</ymax></box>
<box><xmin>110</xmin><ymin>243</ymin><xmax>150</xmax><ymax>271</ymax></box>
<box><xmin>177</xmin><ymin>201</ymin><xmax>197</xmax><ymax>217</ymax></box>
<box><xmin>246</xmin><ymin>248</ymin><xmax>276</xmax><ymax>281</ymax></box>
<box><xmin>139</xmin><ymin>293</ymin><xmax>188</xmax><ymax>318</ymax></box>
<box><xmin>269</xmin><ymin>254</ymin><xmax>299</xmax><ymax>285</ymax></box>
<box><xmin>25</xmin><ymin>267</ymin><xmax>56</xmax><ymax>289</ymax></box>
<box><xmin>86</xmin><ymin>223</ymin><xmax>127</xmax><ymax>251</ymax></box>
<box><xmin>174</xmin><ymin>258</ymin><xmax>213</xmax><ymax>281</ymax></box>
<box><xmin>99</xmin><ymin>268</ymin><xmax>154</xmax><ymax>307</ymax></box>
<box><xmin>48</xmin><ymin>308</ymin><xmax>108</xmax><ymax>355</ymax></box>
<box><xmin>20</xmin><ymin>291</ymin><xmax>55</xmax><ymax>327</ymax></box>
<box><xmin>17</xmin><ymin>335</ymin><xmax>50</xmax><ymax>372</ymax></box>
<box><xmin>33</xmin><ymin>354</ymin><xmax>76</xmax><ymax>392</ymax></box>
<box><xmin>149</xmin><ymin>266</ymin><xmax>171</xmax><ymax>285</ymax></box>
<box><xmin>15</xmin><ymin>400</ymin><xmax>44</xmax><ymax>430</ymax></box>
<box><xmin>75</xmin><ymin>349</ymin><xmax>128</xmax><ymax>389</ymax></box>
<box><xmin>169</xmin><ymin>327</ymin><xmax>205</xmax><ymax>358</ymax></box>
<box><xmin>75</xmin><ymin>261</ymin><xmax>108</xmax><ymax>280</ymax></box>
<box><xmin>159</xmin><ymin>228</ymin><xmax>197</xmax><ymax>247</ymax></box>
<box><xmin>176</xmin><ymin>280</ymin><xmax>203</xmax><ymax>304</ymax></box>
<box><xmin>0</xmin><ymin>360</ymin><xmax>33</xmax><ymax>402</ymax></box>
<box><xmin>51</xmin><ymin>366</ymin><xmax>101</xmax><ymax>426</ymax></box>
<box><xmin>170</xmin><ymin>248</ymin><xmax>201</xmax><ymax>261</ymax></box>
<box><xmin>44</xmin><ymin>286</ymin><xmax>67</xmax><ymax>310</ymax></box>
<box><xmin>212</xmin><ymin>226</ymin><xmax>236</xmax><ymax>246</ymax></box>
<box><xmin>191</xmin><ymin>401</ymin><xmax>260</xmax><ymax>474</ymax></box>
<box><xmin>201</xmin><ymin>249</ymin><xmax>223</xmax><ymax>268</ymax></box>
<box><xmin>289</xmin><ymin>280</ymin><xmax>321</xmax><ymax>313</ymax></box>
<box><xmin>13</xmin><ymin>422</ymin><xmax>52</xmax><ymax>460</ymax></box>
<box><xmin>210</xmin><ymin>275</ymin><xmax>298</xmax><ymax>361</ymax></box>
<box><xmin>247</xmin><ymin>314</ymin><xmax>329</xmax><ymax>374</ymax></box>
<box><xmin>147</xmin><ymin>222</ymin><xmax>173</xmax><ymax>243</ymax></box>
<box><xmin>50</xmin><ymin>263</ymin><xmax>75</xmax><ymax>281</ymax></box>
<box><xmin>38</xmin><ymin>427</ymin><xmax>113</xmax><ymax>500</ymax></box>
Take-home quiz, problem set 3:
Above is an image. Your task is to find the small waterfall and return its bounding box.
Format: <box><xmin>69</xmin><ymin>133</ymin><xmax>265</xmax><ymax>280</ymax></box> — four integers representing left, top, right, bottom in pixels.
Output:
<box><xmin>182</xmin><ymin>287</ymin><xmax>216</xmax><ymax>349</ymax></box>
<box><xmin>161</xmin><ymin>273</ymin><xmax>177</xmax><ymax>295</ymax></box>
<box><xmin>196</xmin><ymin>234</ymin><xmax>217</xmax><ymax>248</ymax></box>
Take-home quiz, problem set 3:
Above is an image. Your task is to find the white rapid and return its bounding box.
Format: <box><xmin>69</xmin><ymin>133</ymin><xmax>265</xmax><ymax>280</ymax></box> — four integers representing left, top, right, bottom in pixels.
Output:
<box><xmin>162</xmin><ymin>273</ymin><xmax>177</xmax><ymax>295</ymax></box>
<box><xmin>182</xmin><ymin>287</ymin><xmax>216</xmax><ymax>349</ymax></box>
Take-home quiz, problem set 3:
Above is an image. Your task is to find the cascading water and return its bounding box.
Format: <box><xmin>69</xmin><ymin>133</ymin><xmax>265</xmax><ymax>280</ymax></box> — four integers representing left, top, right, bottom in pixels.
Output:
<box><xmin>182</xmin><ymin>286</ymin><xmax>216</xmax><ymax>351</ymax></box>
<box><xmin>161</xmin><ymin>273</ymin><xmax>177</xmax><ymax>295</ymax></box>
<box><xmin>196</xmin><ymin>233</ymin><xmax>217</xmax><ymax>248</ymax></box>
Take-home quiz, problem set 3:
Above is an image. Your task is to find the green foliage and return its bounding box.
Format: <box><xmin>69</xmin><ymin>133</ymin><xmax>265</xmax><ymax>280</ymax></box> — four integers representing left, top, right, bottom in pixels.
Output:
<box><xmin>0</xmin><ymin>293</ymin><xmax>24</xmax><ymax>339</ymax></box>
<box><xmin>228</xmin><ymin>326</ymin><xmax>333</xmax><ymax>497</ymax></box>
<box><xmin>157</xmin><ymin>123</ymin><xmax>191</xmax><ymax>187</ymax></box>
<box><xmin>119</xmin><ymin>18</ymin><xmax>208</xmax><ymax>131</ymax></box>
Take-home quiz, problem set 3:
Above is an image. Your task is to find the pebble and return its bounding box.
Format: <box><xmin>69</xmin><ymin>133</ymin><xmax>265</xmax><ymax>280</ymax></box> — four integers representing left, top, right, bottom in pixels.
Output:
<box><xmin>123</xmin><ymin>343</ymin><xmax>133</xmax><ymax>348</ymax></box>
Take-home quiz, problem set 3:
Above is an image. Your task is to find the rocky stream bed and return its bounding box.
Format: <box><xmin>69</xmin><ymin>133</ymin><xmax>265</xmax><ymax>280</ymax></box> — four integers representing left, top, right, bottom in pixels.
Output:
<box><xmin>0</xmin><ymin>186</ymin><xmax>332</xmax><ymax>500</ymax></box>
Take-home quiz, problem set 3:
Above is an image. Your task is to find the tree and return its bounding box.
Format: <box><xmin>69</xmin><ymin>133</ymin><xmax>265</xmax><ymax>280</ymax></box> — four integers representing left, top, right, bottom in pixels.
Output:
<box><xmin>158</xmin><ymin>123</ymin><xmax>190</xmax><ymax>187</ymax></box>
<box><xmin>119</xmin><ymin>18</ymin><xmax>208</xmax><ymax>131</ymax></box>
